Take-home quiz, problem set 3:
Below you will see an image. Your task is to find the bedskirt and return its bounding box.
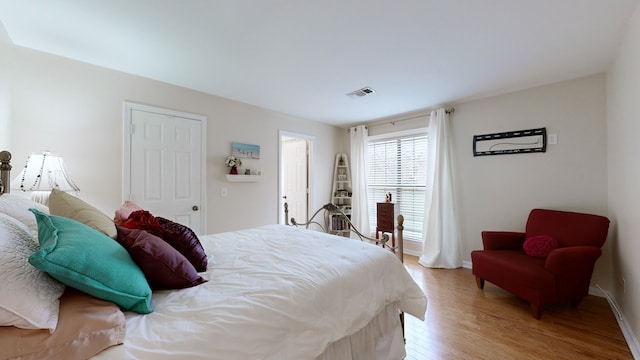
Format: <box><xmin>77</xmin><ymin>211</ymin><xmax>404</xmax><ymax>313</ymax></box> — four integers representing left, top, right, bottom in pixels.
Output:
<box><xmin>316</xmin><ymin>302</ymin><xmax>406</xmax><ymax>360</ymax></box>
<box><xmin>95</xmin><ymin>302</ymin><xmax>406</xmax><ymax>360</ymax></box>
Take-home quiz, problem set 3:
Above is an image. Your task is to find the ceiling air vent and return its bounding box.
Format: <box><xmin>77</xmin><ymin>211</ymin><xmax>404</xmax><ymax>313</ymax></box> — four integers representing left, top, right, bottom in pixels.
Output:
<box><xmin>346</xmin><ymin>86</ymin><xmax>376</xmax><ymax>99</ymax></box>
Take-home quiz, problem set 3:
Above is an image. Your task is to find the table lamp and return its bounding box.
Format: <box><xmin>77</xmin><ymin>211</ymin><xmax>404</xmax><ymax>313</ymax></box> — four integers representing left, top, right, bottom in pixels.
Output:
<box><xmin>12</xmin><ymin>151</ymin><xmax>79</xmax><ymax>205</ymax></box>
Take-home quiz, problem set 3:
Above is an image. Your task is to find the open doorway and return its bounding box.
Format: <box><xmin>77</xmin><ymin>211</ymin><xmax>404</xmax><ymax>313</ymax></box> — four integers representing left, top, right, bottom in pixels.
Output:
<box><xmin>279</xmin><ymin>131</ymin><xmax>314</xmax><ymax>225</ymax></box>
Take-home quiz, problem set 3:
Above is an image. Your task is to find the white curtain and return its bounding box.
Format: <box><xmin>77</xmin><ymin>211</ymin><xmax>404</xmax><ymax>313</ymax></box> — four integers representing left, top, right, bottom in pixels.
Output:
<box><xmin>350</xmin><ymin>125</ymin><xmax>371</xmax><ymax>238</ymax></box>
<box><xmin>419</xmin><ymin>108</ymin><xmax>462</xmax><ymax>268</ymax></box>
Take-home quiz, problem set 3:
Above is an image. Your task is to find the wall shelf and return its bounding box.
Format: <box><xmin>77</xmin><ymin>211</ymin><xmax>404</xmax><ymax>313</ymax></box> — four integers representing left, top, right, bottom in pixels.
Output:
<box><xmin>226</xmin><ymin>174</ymin><xmax>261</xmax><ymax>182</ymax></box>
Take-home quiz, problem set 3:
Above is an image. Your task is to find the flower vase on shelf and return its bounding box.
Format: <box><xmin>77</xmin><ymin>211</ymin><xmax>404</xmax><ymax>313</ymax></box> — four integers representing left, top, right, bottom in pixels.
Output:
<box><xmin>225</xmin><ymin>155</ymin><xmax>242</xmax><ymax>174</ymax></box>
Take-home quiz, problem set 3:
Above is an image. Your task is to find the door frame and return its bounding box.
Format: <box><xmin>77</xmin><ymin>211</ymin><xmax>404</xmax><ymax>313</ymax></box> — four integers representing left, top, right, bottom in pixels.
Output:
<box><xmin>278</xmin><ymin>130</ymin><xmax>314</xmax><ymax>225</ymax></box>
<box><xmin>122</xmin><ymin>101</ymin><xmax>208</xmax><ymax>232</ymax></box>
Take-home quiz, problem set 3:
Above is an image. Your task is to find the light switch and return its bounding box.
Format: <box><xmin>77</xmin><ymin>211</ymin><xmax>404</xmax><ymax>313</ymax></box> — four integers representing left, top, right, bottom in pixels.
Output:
<box><xmin>220</xmin><ymin>187</ymin><xmax>228</xmax><ymax>197</ymax></box>
<box><xmin>548</xmin><ymin>133</ymin><xmax>557</xmax><ymax>145</ymax></box>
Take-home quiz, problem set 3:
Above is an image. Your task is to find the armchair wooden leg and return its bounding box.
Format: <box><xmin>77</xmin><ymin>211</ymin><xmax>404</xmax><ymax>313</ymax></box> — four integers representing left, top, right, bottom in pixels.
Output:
<box><xmin>399</xmin><ymin>312</ymin><xmax>405</xmax><ymax>343</ymax></box>
<box><xmin>475</xmin><ymin>276</ymin><xmax>485</xmax><ymax>289</ymax></box>
<box><xmin>530</xmin><ymin>304</ymin><xmax>543</xmax><ymax>320</ymax></box>
<box><xmin>570</xmin><ymin>297</ymin><xmax>583</xmax><ymax>308</ymax></box>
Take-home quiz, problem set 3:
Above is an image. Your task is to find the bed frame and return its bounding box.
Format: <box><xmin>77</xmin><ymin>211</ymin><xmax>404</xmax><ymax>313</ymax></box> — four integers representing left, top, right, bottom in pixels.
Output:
<box><xmin>284</xmin><ymin>202</ymin><xmax>405</xmax><ymax>264</ymax></box>
<box><xmin>0</xmin><ymin>150</ymin><xmax>12</xmax><ymax>195</ymax></box>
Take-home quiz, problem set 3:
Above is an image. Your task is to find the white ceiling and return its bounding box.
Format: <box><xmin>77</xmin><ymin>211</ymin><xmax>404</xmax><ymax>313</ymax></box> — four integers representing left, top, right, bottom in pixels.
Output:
<box><xmin>0</xmin><ymin>0</ymin><xmax>637</xmax><ymax>126</ymax></box>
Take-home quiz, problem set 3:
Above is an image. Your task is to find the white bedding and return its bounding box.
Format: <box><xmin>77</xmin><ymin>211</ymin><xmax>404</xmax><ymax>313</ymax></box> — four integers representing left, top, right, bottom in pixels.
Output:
<box><xmin>95</xmin><ymin>224</ymin><xmax>427</xmax><ymax>359</ymax></box>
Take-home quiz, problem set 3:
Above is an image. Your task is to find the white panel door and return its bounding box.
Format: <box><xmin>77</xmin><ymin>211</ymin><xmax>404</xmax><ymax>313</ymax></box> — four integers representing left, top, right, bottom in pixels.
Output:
<box><xmin>129</xmin><ymin>108</ymin><xmax>203</xmax><ymax>233</ymax></box>
<box><xmin>282</xmin><ymin>137</ymin><xmax>308</xmax><ymax>224</ymax></box>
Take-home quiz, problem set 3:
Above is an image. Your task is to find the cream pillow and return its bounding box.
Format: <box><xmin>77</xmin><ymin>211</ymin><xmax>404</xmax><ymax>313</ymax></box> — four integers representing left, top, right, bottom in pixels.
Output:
<box><xmin>0</xmin><ymin>193</ymin><xmax>49</xmax><ymax>237</ymax></box>
<box><xmin>0</xmin><ymin>213</ymin><xmax>65</xmax><ymax>332</ymax></box>
<box><xmin>48</xmin><ymin>189</ymin><xmax>117</xmax><ymax>239</ymax></box>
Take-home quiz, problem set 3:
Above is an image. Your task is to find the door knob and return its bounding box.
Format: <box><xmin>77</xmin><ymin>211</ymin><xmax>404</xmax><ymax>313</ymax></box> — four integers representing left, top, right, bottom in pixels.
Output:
<box><xmin>192</xmin><ymin>205</ymin><xmax>199</xmax><ymax>211</ymax></box>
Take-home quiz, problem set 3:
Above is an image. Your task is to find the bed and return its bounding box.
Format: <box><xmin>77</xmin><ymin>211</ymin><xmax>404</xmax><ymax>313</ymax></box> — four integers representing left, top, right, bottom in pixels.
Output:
<box><xmin>0</xmin><ymin>150</ymin><xmax>427</xmax><ymax>360</ymax></box>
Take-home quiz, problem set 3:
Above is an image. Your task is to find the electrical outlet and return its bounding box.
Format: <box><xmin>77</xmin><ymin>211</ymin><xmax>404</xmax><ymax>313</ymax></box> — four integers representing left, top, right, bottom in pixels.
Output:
<box><xmin>619</xmin><ymin>276</ymin><xmax>626</xmax><ymax>294</ymax></box>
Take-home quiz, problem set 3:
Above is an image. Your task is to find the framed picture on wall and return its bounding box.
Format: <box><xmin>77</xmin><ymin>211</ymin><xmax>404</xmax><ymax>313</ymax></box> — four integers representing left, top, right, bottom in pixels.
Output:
<box><xmin>232</xmin><ymin>142</ymin><xmax>260</xmax><ymax>159</ymax></box>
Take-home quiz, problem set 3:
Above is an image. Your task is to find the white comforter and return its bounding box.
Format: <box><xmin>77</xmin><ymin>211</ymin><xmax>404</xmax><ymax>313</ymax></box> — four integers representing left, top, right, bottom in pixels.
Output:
<box><xmin>95</xmin><ymin>225</ymin><xmax>427</xmax><ymax>359</ymax></box>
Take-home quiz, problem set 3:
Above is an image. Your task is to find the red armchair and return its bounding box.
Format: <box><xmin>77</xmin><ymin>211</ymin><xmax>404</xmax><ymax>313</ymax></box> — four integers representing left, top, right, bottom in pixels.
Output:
<box><xmin>471</xmin><ymin>209</ymin><xmax>609</xmax><ymax>319</ymax></box>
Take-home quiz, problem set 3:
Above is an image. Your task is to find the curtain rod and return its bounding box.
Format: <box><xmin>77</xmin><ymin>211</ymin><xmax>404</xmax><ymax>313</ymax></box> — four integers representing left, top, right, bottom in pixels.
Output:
<box><xmin>350</xmin><ymin>107</ymin><xmax>455</xmax><ymax>131</ymax></box>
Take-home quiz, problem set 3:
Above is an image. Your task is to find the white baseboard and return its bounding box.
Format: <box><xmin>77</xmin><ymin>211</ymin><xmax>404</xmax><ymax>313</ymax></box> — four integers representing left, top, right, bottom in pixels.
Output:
<box><xmin>402</xmin><ymin>240</ymin><xmax>422</xmax><ymax>257</ymax></box>
<box><xmin>594</xmin><ymin>286</ymin><xmax>640</xmax><ymax>359</ymax></box>
<box><xmin>589</xmin><ymin>285</ymin><xmax>606</xmax><ymax>298</ymax></box>
<box><xmin>403</xmin><ymin>249</ymin><xmax>421</xmax><ymax>257</ymax></box>
<box><xmin>619</xmin><ymin>315</ymin><xmax>640</xmax><ymax>359</ymax></box>
<box><xmin>401</xmin><ymin>243</ymin><xmax>473</xmax><ymax>269</ymax></box>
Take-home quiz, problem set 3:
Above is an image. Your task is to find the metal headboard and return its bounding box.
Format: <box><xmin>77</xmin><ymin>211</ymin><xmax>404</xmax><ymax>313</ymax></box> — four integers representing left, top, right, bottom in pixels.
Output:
<box><xmin>284</xmin><ymin>202</ymin><xmax>404</xmax><ymax>263</ymax></box>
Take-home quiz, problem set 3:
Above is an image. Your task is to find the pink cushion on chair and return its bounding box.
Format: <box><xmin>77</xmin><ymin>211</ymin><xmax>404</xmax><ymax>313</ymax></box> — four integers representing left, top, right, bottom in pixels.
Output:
<box><xmin>522</xmin><ymin>235</ymin><xmax>558</xmax><ymax>258</ymax></box>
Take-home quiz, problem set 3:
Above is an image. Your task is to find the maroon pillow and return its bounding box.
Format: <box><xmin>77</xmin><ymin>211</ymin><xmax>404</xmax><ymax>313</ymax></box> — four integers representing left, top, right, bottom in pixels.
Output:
<box><xmin>124</xmin><ymin>210</ymin><xmax>163</xmax><ymax>235</ymax></box>
<box><xmin>116</xmin><ymin>226</ymin><xmax>206</xmax><ymax>290</ymax></box>
<box><xmin>522</xmin><ymin>235</ymin><xmax>558</xmax><ymax>258</ymax></box>
<box><xmin>156</xmin><ymin>217</ymin><xmax>208</xmax><ymax>272</ymax></box>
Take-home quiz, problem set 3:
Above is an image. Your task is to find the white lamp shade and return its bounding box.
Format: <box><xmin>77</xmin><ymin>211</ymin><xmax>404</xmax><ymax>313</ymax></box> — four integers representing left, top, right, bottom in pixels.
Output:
<box><xmin>12</xmin><ymin>152</ymin><xmax>79</xmax><ymax>192</ymax></box>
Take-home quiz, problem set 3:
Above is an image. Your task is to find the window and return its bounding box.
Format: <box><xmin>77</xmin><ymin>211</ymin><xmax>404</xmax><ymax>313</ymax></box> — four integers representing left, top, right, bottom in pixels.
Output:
<box><xmin>367</xmin><ymin>130</ymin><xmax>427</xmax><ymax>241</ymax></box>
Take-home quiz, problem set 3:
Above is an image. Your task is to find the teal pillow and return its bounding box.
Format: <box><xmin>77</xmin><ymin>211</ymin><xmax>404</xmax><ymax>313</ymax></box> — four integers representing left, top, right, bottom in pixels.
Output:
<box><xmin>28</xmin><ymin>209</ymin><xmax>152</xmax><ymax>314</ymax></box>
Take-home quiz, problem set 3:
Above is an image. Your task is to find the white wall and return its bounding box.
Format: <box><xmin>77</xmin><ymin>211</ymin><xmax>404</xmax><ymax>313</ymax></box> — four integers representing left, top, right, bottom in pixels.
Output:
<box><xmin>0</xmin><ymin>21</ymin><xmax>11</xmax><ymax>148</ymax></box>
<box><xmin>453</xmin><ymin>74</ymin><xmax>610</xmax><ymax>287</ymax></box>
<box><xmin>8</xmin><ymin>45</ymin><xmax>342</xmax><ymax>233</ymax></box>
<box><xmin>607</xmin><ymin>4</ymin><xmax>640</xmax><ymax>350</ymax></box>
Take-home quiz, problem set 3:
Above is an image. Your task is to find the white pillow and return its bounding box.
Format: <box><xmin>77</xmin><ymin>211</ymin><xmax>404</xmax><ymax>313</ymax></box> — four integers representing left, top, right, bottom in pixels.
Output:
<box><xmin>0</xmin><ymin>213</ymin><xmax>65</xmax><ymax>332</ymax></box>
<box><xmin>0</xmin><ymin>193</ymin><xmax>50</xmax><ymax>238</ymax></box>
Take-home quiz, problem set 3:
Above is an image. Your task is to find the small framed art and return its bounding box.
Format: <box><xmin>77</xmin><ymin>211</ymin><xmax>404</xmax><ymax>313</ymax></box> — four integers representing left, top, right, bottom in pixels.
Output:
<box><xmin>232</xmin><ymin>142</ymin><xmax>260</xmax><ymax>159</ymax></box>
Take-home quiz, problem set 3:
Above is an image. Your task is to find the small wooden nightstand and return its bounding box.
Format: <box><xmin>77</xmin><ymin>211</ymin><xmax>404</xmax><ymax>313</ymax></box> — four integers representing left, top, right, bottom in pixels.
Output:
<box><xmin>376</xmin><ymin>202</ymin><xmax>399</xmax><ymax>246</ymax></box>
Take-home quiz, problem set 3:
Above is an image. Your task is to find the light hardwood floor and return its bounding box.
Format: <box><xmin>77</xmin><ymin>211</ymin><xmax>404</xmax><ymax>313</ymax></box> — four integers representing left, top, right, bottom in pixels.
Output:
<box><xmin>402</xmin><ymin>255</ymin><xmax>633</xmax><ymax>360</ymax></box>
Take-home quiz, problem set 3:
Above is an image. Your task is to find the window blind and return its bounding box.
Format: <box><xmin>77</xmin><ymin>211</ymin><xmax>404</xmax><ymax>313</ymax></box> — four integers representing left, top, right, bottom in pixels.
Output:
<box><xmin>367</xmin><ymin>133</ymin><xmax>427</xmax><ymax>241</ymax></box>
